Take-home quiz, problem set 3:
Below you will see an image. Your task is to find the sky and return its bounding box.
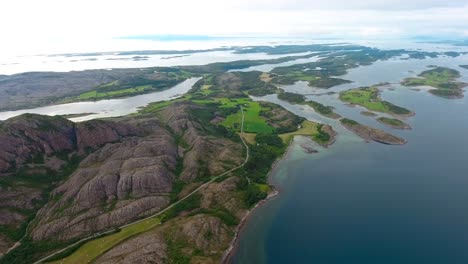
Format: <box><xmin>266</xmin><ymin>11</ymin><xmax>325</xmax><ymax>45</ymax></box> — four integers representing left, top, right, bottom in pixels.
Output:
<box><xmin>1</xmin><ymin>0</ymin><xmax>468</xmax><ymax>55</ymax></box>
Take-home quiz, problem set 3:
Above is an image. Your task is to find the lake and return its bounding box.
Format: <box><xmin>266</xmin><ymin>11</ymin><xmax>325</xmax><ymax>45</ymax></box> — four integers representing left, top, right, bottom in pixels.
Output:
<box><xmin>231</xmin><ymin>55</ymin><xmax>468</xmax><ymax>263</ymax></box>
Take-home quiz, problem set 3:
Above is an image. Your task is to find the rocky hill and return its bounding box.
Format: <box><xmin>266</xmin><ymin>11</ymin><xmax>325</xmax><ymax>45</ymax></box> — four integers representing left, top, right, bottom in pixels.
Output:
<box><xmin>0</xmin><ymin>100</ymin><xmax>245</xmax><ymax>262</ymax></box>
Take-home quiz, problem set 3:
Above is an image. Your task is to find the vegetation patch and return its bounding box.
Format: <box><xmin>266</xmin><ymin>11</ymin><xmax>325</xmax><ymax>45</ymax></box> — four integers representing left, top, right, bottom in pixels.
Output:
<box><xmin>47</xmin><ymin>218</ymin><xmax>161</xmax><ymax>264</ymax></box>
<box><xmin>276</xmin><ymin>92</ymin><xmax>340</xmax><ymax>119</ymax></box>
<box><xmin>377</xmin><ymin>117</ymin><xmax>411</xmax><ymax>130</ymax></box>
<box><xmin>166</xmin><ymin>239</ymin><xmax>191</xmax><ymax>264</ymax></box>
<box><xmin>189</xmin><ymin>207</ymin><xmax>239</xmax><ymax>226</ymax></box>
<box><xmin>219</xmin><ymin>98</ymin><xmax>274</xmax><ymax>134</ymax></box>
<box><xmin>361</xmin><ymin>111</ymin><xmax>377</xmax><ymax>117</ymax></box>
<box><xmin>278</xmin><ymin>120</ymin><xmax>333</xmax><ymax>146</ymax></box>
<box><xmin>241</xmin><ymin>132</ymin><xmax>257</xmax><ymax>145</ymax></box>
<box><xmin>305</xmin><ymin>101</ymin><xmax>341</xmax><ymax>119</ymax></box>
<box><xmin>64</xmin><ymin>70</ymin><xmax>195</xmax><ymax>103</ymax></box>
<box><xmin>0</xmin><ymin>237</ymin><xmax>78</xmax><ymax>264</ymax></box>
<box><xmin>277</xmin><ymin>92</ymin><xmax>306</xmax><ymax>104</ymax></box>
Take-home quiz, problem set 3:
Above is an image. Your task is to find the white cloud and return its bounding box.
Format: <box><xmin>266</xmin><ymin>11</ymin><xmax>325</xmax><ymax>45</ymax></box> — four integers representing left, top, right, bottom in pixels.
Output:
<box><xmin>230</xmin><ymin>0</ymin><xmax>468</xmax><ymax>11</ymax></box>
<box><xmin>0</xmin><ymin>0</ymin><xmax>467</xmax><ymax>55</ymax></box>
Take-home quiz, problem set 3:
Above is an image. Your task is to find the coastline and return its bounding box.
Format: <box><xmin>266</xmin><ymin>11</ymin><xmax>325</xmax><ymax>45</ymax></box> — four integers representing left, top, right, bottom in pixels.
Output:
<box><xmin>221</xmin><ymin>125</ymin><xmax>338</xmax><ymax>263</ymax></box>
<box><xmin>221</xmin><ymin>137</ymin><xmax>296</xmax><ymax>264</ymax></box>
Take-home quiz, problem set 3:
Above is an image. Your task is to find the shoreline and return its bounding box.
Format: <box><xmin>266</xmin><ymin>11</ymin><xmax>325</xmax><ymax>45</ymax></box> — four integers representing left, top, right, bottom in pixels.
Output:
<box><xmin>221</xmin><ymin>138</ymin><xmax>296</xmax><ymax>263</ymax></box>
<box><xmin>222</xmin><ymin>125</ymin><xmax>337</xmax><ymax>263</ymax></box>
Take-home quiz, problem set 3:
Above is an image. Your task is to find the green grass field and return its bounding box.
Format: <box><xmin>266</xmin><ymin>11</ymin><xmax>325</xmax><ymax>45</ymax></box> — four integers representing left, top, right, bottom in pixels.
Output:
<box><xmin>48</xmin><ymin>217</ymin><xmax>161</xmax><ymax>264</ymax></box>
<box><xmin>279</xmin><ymin>120</ymin><xmax>320</xmax><ymax>144</ymax></box>
<box><xmin>218</xmin><ymin>98</ymin><xmax>274</xmax><ymax>133</ymax></box>
<box><xmin>241</xmin><ymin>133</ymin><xmax>257</xmax><ymax>145</ymax></box>
<box><xmin>256</xmin><ymin>184</ymin><xmax>271</xmax><ymax>193</ymax></box>
<box><xmin>339</xmin><ymin>87</ymin><xmax>412</xmax><ymax>115</ymax></box>
<box><xmin>137</xmin><ymin>97</ymin><xmax>187</xmax><ymax>115</ymax></box>
<box><xmin>77</xmin><ymin>85</ymin><xmax>151</xmax><ymax>100</ymax></box>
<box><xmin>200</xmin><ymin>84</ymin><xmax>213</xmax><ymax>95</ymax></box>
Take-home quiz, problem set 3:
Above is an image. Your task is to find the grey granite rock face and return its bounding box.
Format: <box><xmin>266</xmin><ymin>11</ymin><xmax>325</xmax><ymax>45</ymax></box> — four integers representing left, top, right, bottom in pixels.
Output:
<box><xmin>0</xmin><ymin>114</ymin><xmax>138</xmax><ymax>252</ymax></box>
<box><xmin>0</xmin><ymin>114</ymin><xmax>138</xmax><ymax>173</ymax></box>
<box><xmin>93</xmin><ymin>176</ymin><xmax>246</xmax><ymax>264</ymax></box>
<box><xmin>31</xmin><ymin>135</ymin><xmax>177</xmax><ymax>241</ymax></box>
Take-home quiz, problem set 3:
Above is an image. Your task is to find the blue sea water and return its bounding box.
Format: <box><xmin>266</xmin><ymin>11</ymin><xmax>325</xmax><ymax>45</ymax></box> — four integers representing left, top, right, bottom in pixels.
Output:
<box><xmin>232</xmin><ymin>55</ymin><xmax>468</xmax><ymax>264</ymax></box>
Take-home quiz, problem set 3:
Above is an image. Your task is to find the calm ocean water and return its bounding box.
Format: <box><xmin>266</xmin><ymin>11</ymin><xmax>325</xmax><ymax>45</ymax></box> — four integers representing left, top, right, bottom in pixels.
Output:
<box><xmin>232</xmin><ymin>54</ymin><xmax>468</xmax><ymax>264</ymax></box>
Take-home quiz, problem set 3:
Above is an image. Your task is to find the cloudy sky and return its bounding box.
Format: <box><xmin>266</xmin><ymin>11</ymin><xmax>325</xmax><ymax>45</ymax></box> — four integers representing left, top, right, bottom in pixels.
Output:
<box><xmin>1</xmin><ymin>0</ymin><xmax>468</xmax><ymax>55</ymax></box>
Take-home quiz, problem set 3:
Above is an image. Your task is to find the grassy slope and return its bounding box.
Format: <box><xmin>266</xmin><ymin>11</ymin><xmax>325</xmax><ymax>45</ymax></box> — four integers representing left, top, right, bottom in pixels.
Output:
<box><xmin>63</xmin><ymin>70</ymin><xmax>195</xmax><ymax>103</ymax></box>
<box><xmin>219</xmin><ymin>98</ymin><xmax>274</xmax><ymax>133</ymax></box>
<box><xmin>48</xmin><ymin>218</ymin><xmax>161</xmax><ymax>264</ymax></box>
<box><xmin>279</xmin><ymin>120</ymin><xmax>320</xmax><ymax>144</ymax></box>
<box><xmin>77</xmin><ymin>85</ymin><xmax>151</xmax><ymax>100</ymax></box>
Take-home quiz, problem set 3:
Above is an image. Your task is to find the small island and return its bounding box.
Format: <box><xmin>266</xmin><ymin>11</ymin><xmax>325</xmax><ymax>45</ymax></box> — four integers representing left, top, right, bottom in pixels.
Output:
<box><xmin>377</xmin><ymin>117</ymin><xmax>411</xmax><ymax>130</ymax></box>
<box><xmin>361</xmin><ymin>111</ymin><xmax>377</xmax><ymax>117</ymax></box>
<box><xmin>161</xmin><ymin>54</ymin><xmax>190</xmax><ymax>60</ymax></box>
<box><xmin>340</xmin><ymin>118</ymin><xmax>407</xmax><ymax>145</ymax></box>
<box><xmin>59</xmin><ymin>113</ymin><xmax>97</xmax><ymax>119</ymax></box>
<box><xmin>339</xmin><ymin>86</ymin><xmax>414</xmax><ymax>117</ymax></box>
<box><xmin>277</xmin><ymin>92</ymin><xmax>341</xmax><ymax>119</ymax></box>
<box><xmin>461</xmin><ymin>65</ymin><xmax>468</xmax><ymax>70</ymax></box>
<box><xmin>272</xmin><ymin>75</ymin><xmax>351</xmax><ymax>88</ymax></box>
<box><xmin>401</xmin><ymin>67</ymin><xmax>467</xmax><ymax>99</ymax></box>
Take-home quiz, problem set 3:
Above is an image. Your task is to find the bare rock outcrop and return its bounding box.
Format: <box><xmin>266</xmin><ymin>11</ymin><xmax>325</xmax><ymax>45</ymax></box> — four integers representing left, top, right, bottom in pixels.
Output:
<box><xmin>341</xmin><ymin>118</ymin><xmax>407</xmax><ymax>145</ymax></box>
<box><xmin>160</xmin><ymin>103</ymin><xmax>243</xmax><ymax>182</ymax></box>
<box><xmin>31</xmin><ymin>134</ymin><xmax>177</xmax><ymax>241</ymax></box>
<box><xmin>75</xmin><ymin>119</ymin><xmax>140</xmax><ymax>152</ymax></box>
<box><xmin>94</xmin><ymin>232</ymin><xmax>167</xmax><ymax>264</ymax></box>
<box><xmin>0</xmin><ymin>114</ymin><xmax>137</xmax><ymax>174</ymax></box>
<box><xmin>94</xmin><ymin>176</ymin><xmax>245</xmax><ymax>264</ymax></box>
<box><xmin>27</xmin><ymin>102</ymin><xmax>243</xmax><ymax>242</ymax></box>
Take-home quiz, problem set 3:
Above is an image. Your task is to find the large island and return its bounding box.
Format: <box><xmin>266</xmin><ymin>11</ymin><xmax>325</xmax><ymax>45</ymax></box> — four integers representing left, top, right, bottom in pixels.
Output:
<box><xmin>339</xmin><ymin>86</ymin><xmax>414</xmax><ymax>117</ymax></box>
<box><xmin>401</xmin><ymin>67</ymin><xmax>467</xmax><ymax>98</ymax></box>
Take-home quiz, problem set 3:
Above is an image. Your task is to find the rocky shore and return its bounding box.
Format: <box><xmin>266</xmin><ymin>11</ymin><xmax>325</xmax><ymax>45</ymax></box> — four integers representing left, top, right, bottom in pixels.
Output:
<box><xmin>340</xmin><ymin>118</ymin><xmax>407</xmax><ymax>145</ymax></box>
<box><xmin>220</xmin><ymin>133</ymin><xmax>301</xmax><ymax>264</ymax></box>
